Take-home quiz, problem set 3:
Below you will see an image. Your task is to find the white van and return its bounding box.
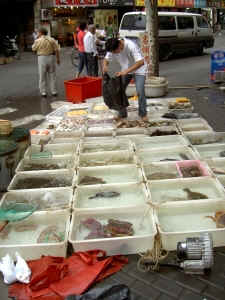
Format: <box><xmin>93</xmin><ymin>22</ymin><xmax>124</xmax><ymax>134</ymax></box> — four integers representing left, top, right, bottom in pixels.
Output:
<box><xmin>119</xmin><ymin>12</ymin><xmax>214</xmax><ymax>60</ymax></box>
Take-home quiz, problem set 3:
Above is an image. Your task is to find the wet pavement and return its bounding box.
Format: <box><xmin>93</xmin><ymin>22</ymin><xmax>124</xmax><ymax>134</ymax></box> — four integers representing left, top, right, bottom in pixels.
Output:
<box><xmin>0</xmin><ymin>36</ymin><xmax>225</xmax><ymax>299</ymax></box>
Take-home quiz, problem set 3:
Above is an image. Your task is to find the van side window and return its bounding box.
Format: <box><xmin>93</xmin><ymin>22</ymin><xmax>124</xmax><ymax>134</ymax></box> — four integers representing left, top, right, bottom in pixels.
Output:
<box><xmin>197</xmin><ymin>16</ymin><xmax>209</xmax><ymax>28</ymax></box>
<box><xmin>121</xmin><ymin>14</ymin><xmax>146</xmax><ymax>30</ymax></box>
<box><xmin>177</xmin><ymin>16</ymin><xmax>194</xmax><ymax>29</ymax></box>
<box><xmin>159</xmin><ymin>16</ymin><xmax>176</xmax><ymax>30</ymax></box>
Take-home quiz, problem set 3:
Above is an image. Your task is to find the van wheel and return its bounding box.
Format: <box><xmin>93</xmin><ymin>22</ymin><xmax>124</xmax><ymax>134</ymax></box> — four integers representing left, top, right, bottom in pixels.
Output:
<box><xmin>197</xmin><ymin>43</ymin><xmax>204</xmax><ymax>56</ymax></box>
<box><xmin>159</xmin><ymin>45</ymin><xmax>171</xmax><ymax>61</ymax></box>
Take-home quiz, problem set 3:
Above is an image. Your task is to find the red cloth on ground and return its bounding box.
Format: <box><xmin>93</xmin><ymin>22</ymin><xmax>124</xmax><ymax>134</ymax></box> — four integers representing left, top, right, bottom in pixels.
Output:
<box><xmin>8</xmin><ymin>250</ymin><xmax>128</xmax><ymax>300</ymax></box>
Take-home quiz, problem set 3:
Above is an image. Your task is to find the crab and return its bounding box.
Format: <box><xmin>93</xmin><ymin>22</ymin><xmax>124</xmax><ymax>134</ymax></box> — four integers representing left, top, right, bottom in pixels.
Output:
<box><xmin>205</xmin><ymin>211</ymin><xmax>225</xmax><ymax>228</ymax></box>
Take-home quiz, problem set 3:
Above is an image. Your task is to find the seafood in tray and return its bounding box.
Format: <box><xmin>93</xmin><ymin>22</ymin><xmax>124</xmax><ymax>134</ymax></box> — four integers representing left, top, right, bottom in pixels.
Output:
<box><xmin>56</xmin><ymin>118</ymin><xmax>86</xmax><ymax>132</ymax></box>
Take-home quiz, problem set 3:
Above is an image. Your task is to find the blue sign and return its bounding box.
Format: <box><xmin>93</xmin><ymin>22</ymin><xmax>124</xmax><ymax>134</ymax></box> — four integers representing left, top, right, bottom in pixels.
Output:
<box><xmin>210</xmin><ymin>50</ymin><xmax>225</xmax><ymax>81</ymax></box>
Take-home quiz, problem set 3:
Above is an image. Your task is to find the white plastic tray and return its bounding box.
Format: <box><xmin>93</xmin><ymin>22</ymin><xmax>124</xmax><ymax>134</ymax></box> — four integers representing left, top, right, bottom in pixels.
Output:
<box><xmin>148</xmin><ymin>125</ymin><xmax>180</xmax><ymax>137</ymax></box>
<box><xmin>78</xmin><ymin>150</ymin><xmax>136</xmax><ymax>168</ymax></box>
<box><xmin>73</xmin><ymin>182</ymin><xmax>149</xmax><ymax>210</ymax></box>
<box><xmin>24</xmin><ymin>143</ymin><xmax>77</xmax><ymax>159</ymax></box>
<box><xmin>155</xmin><ymin>200</ymin><xmax>225</xmax><ymax>250</ymax></box>
<box><xmin>80</xmin><ymin>140</ymin><xmax>133</xmax><ymax>153</ymax></box>
<box><xmin>142</xmin><ymin>162</ymin><xmax>181</xmax><ymax>182</ymax></box>
<box><xmin>8</xmin><ymin>169</ymin><xmax>75</xmax><ymax>191</ymax></box>
<box><xmin>116</xmin><ymin>127</ymin><xmax>147</xmax><ymax>136</ymax></box>
<box><xmin>178</xmin><ymin>118</ymin><xmax>213</xmax><ymax>133</ymax></box>
<box><xmin>15</xmin><ymin>157</ymin><xmax>76</xmax><ymax>173</ymax></box>
<box><xmin>136</xmin><ymin>145</ymin><xmax>199</xmax><ymax>164</ymax></box>
<box><xmin>0</xmin><ymin>188</ymin><xmax>73</xmax><ymax>211</ymax></box>
<box><xmin>0</xmin><ymin>210</ymin><xmax>70</xmax><ymax>260</ymax></box>
<box><xmin>49</xmin><ymin>137</ymin><xmax>81</xmax><ymax>144</ymax></box>
<box><xmin>76</xmin><ymin>165</ymin><xmax>144</xmax><ymax>186</ymax></box>
<box><xmin>194</xmin><ymin>143</ymin><xmax>225</xmax><ymax>160</ymax></box>
<box><xmin>205</xmin><ymin>158</ymin><xmax>225</xmax><ymax>177</ymax></box>
<box><xmin>148</xmin><ymin>176</ymin><xmax>225</xmax><ymax>205</ymax></box>
<box><xmin>184</xmin><ymin>131</ymin><xmax>225</xmax><ymax>145</ymax></box>
<box><xmin>69</xmin><ymin>207</ymin><xmax>156</xmax><ymax>255</ymax></box>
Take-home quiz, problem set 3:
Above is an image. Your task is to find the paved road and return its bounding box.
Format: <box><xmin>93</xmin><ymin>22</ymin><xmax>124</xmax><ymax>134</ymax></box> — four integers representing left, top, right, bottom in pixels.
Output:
<box><xmin>1</xmin><ymin>34</ymin><xmax>225</xmax><ymax>300</ymax></box>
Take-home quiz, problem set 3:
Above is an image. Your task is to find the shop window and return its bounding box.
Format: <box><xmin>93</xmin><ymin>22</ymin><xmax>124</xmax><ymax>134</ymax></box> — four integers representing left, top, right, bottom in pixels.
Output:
<box><xmin>197</xmin><ymin>16</ymin><xmax>209</xmax><ymax>28</ymax></box>
<box><xmin>177</xmin><ymin>16</ymin><xmax>194</xmax><ymax>29</ymax></box>
<box><xmin>159</xmin><ymin>16</ymin><xmax>176</xmax><ymax>30</ymax></box>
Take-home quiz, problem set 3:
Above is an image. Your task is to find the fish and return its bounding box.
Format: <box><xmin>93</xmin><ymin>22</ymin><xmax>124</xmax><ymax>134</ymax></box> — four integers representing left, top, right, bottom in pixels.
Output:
<box><xmin>179</xmin><ymin>153</ymin><xmax>190</xmax><ymax>160</ymax></box>
<box><xmin>162</xmin><ymin>113</ymin><xmax>178</xmax><ymax>119</ymax></box>
<box><xmin>79</xmin><ymin>176</ymin><xmax>106</xmax><ymax>185</ymax></box>
<box><xmin>89</xmin><ymin>191</ymin><xmax>120</xmax><ymax>199</ymax></box>
<box><xmin>147</xmin><ymin>172</ymin><xmax>177</xmax><ymax>180</ymax></box>
<box><xmin>183</xmin><ymin>188</ymin><xmax>208</xmax><ymax>200</ymax></box>
<box><xmin>219</xmin><ymin>150</ymin><xmax>225</xmax><ymax>157</ymax></box>
<box><xmin>150</xmin><ymin>129</ymin><xmax>178</xmax><ymax>136</ymax></box>
<box><xmin>211</xmin><ymin>167</ymin><xmax>225</xmax><ymax>175</ymax></box>
<box><xmin>160</xmin><ymin>158</ymin><xmax>179</xmax><ymax>162</ymax></box>
<box><xmin>180</xmin><ymin>166</ymin><xmax>202</xmax><ymax>177</ymax></box>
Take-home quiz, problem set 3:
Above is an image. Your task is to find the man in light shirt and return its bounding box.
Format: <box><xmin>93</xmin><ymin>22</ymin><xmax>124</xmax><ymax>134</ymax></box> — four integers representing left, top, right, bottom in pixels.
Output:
<box><xmin>84</xmin><ymin>25</ymin><xmax>98</xmax><ymax>77</ymax></box>
<box><xmin>103</xmin><ymin>38</ymin><xmax>147</xmax><ymax>122</ymax></box>
<box><xmin>32</xmin><ymin>27</ymin><xmax>60</xmax><ymax>97</ymax></box>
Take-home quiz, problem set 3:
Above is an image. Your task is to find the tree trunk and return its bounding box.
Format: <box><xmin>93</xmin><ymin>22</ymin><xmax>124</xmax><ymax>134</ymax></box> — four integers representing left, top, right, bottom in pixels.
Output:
<box><xmin>145</xmin><ymin>0</ymin><xmax>159</xmax><ymax>77</ymax></box>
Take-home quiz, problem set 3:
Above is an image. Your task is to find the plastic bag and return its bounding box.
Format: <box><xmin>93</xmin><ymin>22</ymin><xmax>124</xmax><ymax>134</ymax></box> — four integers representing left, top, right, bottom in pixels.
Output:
<box><xmin>66</xmin><ymin>284</ymin><xmax>131</xmax><ymax>300</ymax></box>
<box><xmin>102</xmin><ymin>73</ymin><xmax>129</xmax><ymax>112</ymax></box>
<box><xmin>15</xmin><ymin>252</ymin><xmax>31</xmax><ymax>284</ymax></box>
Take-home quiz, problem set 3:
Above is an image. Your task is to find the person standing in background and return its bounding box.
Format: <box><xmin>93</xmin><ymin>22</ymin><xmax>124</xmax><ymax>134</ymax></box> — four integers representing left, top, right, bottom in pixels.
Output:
<box><xmin>84</xmin><ymin>25</ymin><xmax>98</xmax><ymax>77</ymax></box>
<box><xmin>76</xmin><ymin>22</ymin><xmax>88</xmax><ymax>78</ymax></box>
<box><xmin>32</xmin><ymin>27</ymin><xmax>60</xmax><ymax>97</ymax></box>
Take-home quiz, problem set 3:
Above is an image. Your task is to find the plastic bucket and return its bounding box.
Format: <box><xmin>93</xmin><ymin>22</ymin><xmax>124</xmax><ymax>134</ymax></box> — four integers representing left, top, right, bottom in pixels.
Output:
<box><xmin>0</xmin><ymin>140</ymin><xmax>18</xmax><ymax>191</ymax></box>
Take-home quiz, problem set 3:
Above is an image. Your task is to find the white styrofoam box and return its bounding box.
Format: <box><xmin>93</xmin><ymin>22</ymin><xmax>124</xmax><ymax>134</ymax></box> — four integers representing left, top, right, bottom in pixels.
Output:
<box><xmin>73</xmin><ymin>182</ymin><xmax>149</xmax><ymax>210</ymax></box>
<box><xmin>194</xmin><ymin>143</ymin><xmax>225</xmax><ymax>160</ymax></box>
<box><xmin>116</xmin><ymin>134</ymin><xmax>148</xmax><ymax>141</ymax></box>
<box><xmin>146</xmin><ymin>98</ymin><xmax>168</xmax><ymax>108</ymax></box>
<box><xmin>148</xmin><ymin>176</ymin><xmax>225</xmax><ymax>205</ymax></box>
<box><xmin>177</xmin><ymin>118</ymin><xmax>213</xmax><ymax>133</ymax></box>
<box><xmin>69</xmin><ymin>206</ymin><xmax>156</xmax><ymax>255</ymax></box>
<box><xmin>148</xmin><ymin>125</ymin><xmax>180</xmax><ymax>137</ymax></box>
<box><xmin>49</xmin><ymin>137</ymin><xmax>81</xmax><ymax>144</ymax></box>
<box><xmin>78</xmin><ymin>150</ymin><xmax>136</xmax><ymax>168</ymax></box>
<box><xmin>155</xmin><ymin>200</ymin><xmax>225</xmax><ymax>250</ymax></box>
<box><xmin>142</xmin><ymin>162</ymin><xmax>181</xmax><ymax>182</ymax></box>
<box><xmin>30</xmin><ymin>129</ymin><xmax>53</xmax><ymax>145</ymax></box>
<box><xmin>133</xmin><ymin>135</ymin><xmax>189</xmax><ymax>151</ymax></box>
<box><xmin>0</xmin><ymin>210</ymin><xmax>70</xmax><ymax>260</ymax></box>
<box><xmin>85</xmin><ymin>97</ymin><xmax>104</xmax><ymax>105</ymax></box>
<box><xmin>54</xmin><ymin>130</ymin><xmax>83</xmax><ymax>139</ymax></box>
<box><xmin>8</xmin><ymin>169</ymin><xmax>76</xmax><ymax>191</ymax></box>
<box><xmin>84</xmin><ymin>128</ymin><xmax>116</xmax><ymax>138</ymax></box>
<box><xmin>205</xmin><ymin>158</ymin><xmax>225</xmax><ymax>177</ymax></box>
<box><xmin>46</xmin><ymin>104</ymin><xmax>72</xmax><ymax>121</ymax></box>
<box><xmin>80</xmin><ymin>140</ymin><xmax>133</xmax><ymax>153</ymax></box>
<box><xmin>184</xmin><ymin>131</ymin><xmax>225</xmax><ymax>145</ymax></box>
<box><xmin>116</xmin><ymin>127</ymin><xmax>147</xmax><ymax>136</ymax></box>
<box><xmin>136</xmin><ymin>145</ymin><xmax>199</xmax><ymax>165</ymax></box>
<box><xmin>0</xmin><ymin>188</ymin><xmax>73</xmax><ymax>211</ymax></box>
<box><xmin>15</xmin><ymin>156</ymin><xmax>76</xmax><ymax>173</ymax></box>
<box><xmin>24</xmin><ymin>143</ymin><xmax>77</xmax><ymax>159</ymax></box>
<box><xmin>76</xmin><ymin>165</ymin><xmax>144</xmax><ymax>186</ymax></box>
<box><xmin>82</xmin><ymin>137</ymin><xmax>117</xmax><ymax>144</ymax></box>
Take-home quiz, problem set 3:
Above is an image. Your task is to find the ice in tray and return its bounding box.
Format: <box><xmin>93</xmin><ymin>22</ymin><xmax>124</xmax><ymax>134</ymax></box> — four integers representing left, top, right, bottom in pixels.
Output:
<box><xmin>16</xmin><ymin>157</ymin><xmax>75</xmax><ymax>172</ymax></box>
<box><xmin>136</xmin><ymin>146</ymin><xmax>198</xmax><ymax>164</ymax></box>
<box><xmin>143</xmin><ymin>162</ymin><xmax>181</xmax><ymax>181</ymax></box>
<box><xmin>80</xmin><ymin>140</ymin><xmax>132</xmax><ymax>153</ymax></box>
<box><xmin>74</xmin><ymin>182</ymin><xmax>149</xmax><ymax>209</ymax></box>
<box><xmin>69</xmin><ymin>207</ymin><xmax>156</xmax><ymax>255</ymax></box>
<box><xmin>156</xmin><ymin>200</ymin><xmax>225</xmax><ymax>250</ymax></box>
<box><xmin>77</xmin><ymin>165</ymin><xmax>143</xmax><ymax>186</ymax></box>
<box><xmin>185</xmin><ymin>131</ymin><xmax>225</xmax><ymax>145</ymax></box>
<box><xmin>0</xmin><ymin>210</ymin><xmax>70</xmax><ymax>259</ymax></box>
<box><xmin>134</xmin><ymin>135</ymin><xmax>189</xmax><ymax>151</ymax></box>
<box><xmin>194</xmin><ymin>144</ymin><xmax>225</xmax><ymax>160</ymax></box>
<box><xmin>8</xmin><ymin>170</ymin><xmax>75</xmax><ymax>191</ymax></box>
<box><xmin>148</xmin><ymin>126</ymin><xmax>179</xmax><ymax>137</ymax></box>
<box><xmin>0</xmin><ymin>188</ymin><xmax>73</xmax><ymax>211</ymax></box>
<box><xmin>78</xmin><ymin>150</ymin><xmax>135</xmax><ymax>167</ymax></box>
<box><xmin>24</xmin><ymin>143</ymin><xmax>77</xmax><ymax>159</ymax></box>
<box><xmin>148</xmin><ymin>177</ymin><xmax>225</xmax><ymax>204</ymax></box>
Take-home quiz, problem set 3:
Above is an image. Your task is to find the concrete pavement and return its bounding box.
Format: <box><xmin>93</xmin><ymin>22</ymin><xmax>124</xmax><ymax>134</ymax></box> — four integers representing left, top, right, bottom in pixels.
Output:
<box><xmin>0</xmin><ymin>41</ymin><xmax>225</xmax><ymax>299</ymax></box>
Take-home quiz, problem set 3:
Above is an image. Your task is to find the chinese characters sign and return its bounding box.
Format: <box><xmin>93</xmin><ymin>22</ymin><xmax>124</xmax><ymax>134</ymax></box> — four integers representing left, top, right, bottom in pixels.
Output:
<box><xmin>99</xmin><ymin>0</ymin><xmax>133</xmax><ymax>5</ymax></box>
<box><xmin>55</xmin><ymin>0</ymin><xmax>98</xmax><ymax>6</ymax></box>
<box><xmin>139</xmin><ymin>32</ymin><xmax>151</xmax><ymax>76</ymax></box>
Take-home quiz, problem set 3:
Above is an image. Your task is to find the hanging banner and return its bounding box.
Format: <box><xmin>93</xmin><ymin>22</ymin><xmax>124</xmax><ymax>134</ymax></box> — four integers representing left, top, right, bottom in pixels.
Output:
<box><xmin>99</xmin><ymin>0</ymin><xmax>133</xmax><ymax>5</ymax></box>
<box><xmin>175</xmin><ymin>0</ymin><xmax>194</xmax><ymax>7</ymax></box>
<box><xmin>158</xmin><ymin>0</ymin><xmax>175</xmax><ymax>6</ymax></box>
<box><xmin>135</xmin><ymin>0</ymin><xmax>145</xmax><ymax>5</ymax></box>
<box><xmin>207</xmin><ymin>0</ymin><xmax>221</xmax><ymax>7</ymax></box>
<box><xmin>194</xmin><ymin>0</ymin><xmax>207</xmax><ymax>7</ymax></box>
<box><xmin>55</xmin><ymin>0</ymin><xmax>98</xmax><ymax>6</ymax></box>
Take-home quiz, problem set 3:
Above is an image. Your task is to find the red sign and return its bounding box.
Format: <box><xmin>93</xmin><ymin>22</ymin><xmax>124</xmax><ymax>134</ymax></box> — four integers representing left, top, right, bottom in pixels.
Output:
<box><xmin>55</xmin><ymin>0</ymin><xmax>98</xmax><ymax>5</ymax></box>
<box><xmin>175</xmin><ymin>0</ymin><xmax>194</xmax><ymax>6</ymax></box>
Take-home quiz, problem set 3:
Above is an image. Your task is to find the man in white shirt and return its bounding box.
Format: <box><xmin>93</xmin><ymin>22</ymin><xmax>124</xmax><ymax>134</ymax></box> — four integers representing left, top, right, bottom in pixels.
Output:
<box><xmin>84</xmin><ymin>25</ymin><xmax>98</xmax><ymax>77</ymax></box>
<box><xmin>103</xmin><ymin>38</ymin><xmax>147</xmax><ymax>122</ymax></box>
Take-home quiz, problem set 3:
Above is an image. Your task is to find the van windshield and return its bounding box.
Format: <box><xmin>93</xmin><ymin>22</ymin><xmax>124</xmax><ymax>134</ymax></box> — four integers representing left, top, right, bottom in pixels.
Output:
<box><xmin>120</xmin><ymin>14</ymin><xmax>146</xmax><ymax>30</ymax></box>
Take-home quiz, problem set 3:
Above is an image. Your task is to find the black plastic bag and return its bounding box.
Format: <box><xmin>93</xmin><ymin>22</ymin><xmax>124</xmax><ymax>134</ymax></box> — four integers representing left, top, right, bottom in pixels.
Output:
<box><xmin>102</xmin><ymin>73</ymin><xmax>129</xmax><ymax>111</ymax></box>
<box><xmin>66</xmin><ymin>284</ymin><xmax>131</xmax><ymax>300</ymax></box>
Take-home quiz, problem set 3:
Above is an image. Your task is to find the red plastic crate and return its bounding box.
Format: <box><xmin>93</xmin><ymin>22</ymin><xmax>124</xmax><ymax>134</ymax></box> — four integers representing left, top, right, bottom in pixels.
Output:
<box><xmin>64</xmin><ymin>76</ymin><xmax>102</xmax><ymax>103</ymax></box>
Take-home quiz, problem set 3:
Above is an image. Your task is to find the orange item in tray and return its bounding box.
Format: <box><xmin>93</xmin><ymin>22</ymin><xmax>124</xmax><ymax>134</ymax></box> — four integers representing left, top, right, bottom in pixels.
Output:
<box><xmin>175</xmin><ymin>97</ymin><xmax>189</xmax><ymax>103</ymax></box>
